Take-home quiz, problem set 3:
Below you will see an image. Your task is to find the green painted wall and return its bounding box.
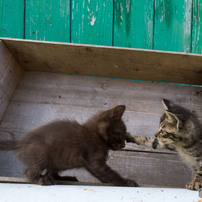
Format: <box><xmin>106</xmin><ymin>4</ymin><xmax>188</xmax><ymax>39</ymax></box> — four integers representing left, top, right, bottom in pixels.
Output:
<box><xmin>114</xmin><ymin>0</ymin><xmax>153</xmax><ymax>49</ymax></box>
<box><xmin>25</xmin><ymin>0</ymin><xmax>70</xmax><ymax>42</ymax></box>
<box><xmin>71</xmin><ymin>0</ymin><xmax>113</xmax><ymax>45</ymax></box>
<box><xmin>0</xmin><ymin>0</ymin><xmax>202</xmax><ymax>53</ymax></box>
<box><xmin>0</xmin><ymin>0</ymin><xmax>24</xmax><ymax>38</ymax></box>
<box><xmin>154</xmin><ymin>0</ymin><xmax>192</xmax><ymax>53</ymax></box>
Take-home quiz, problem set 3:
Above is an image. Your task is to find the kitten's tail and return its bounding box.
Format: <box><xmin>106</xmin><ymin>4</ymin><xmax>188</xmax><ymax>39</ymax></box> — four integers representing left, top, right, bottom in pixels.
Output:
<box><xmin>0</xmin><ymin>140</ymin><xmax>20</xmax><ymax>150</ymax></box>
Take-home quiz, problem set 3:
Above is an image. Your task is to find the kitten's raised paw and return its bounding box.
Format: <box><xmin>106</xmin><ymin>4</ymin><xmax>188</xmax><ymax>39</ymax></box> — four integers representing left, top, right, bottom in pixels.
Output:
<box><xmin>124</xmin><ymin>179</ymin><xmax>139</xmax><ymax>187</ymax></box>
<box><xmin>126</xmin><ymin>133</ymin><xmax>135</xmax><ymax>143</ymax></box>
<box><xmin>186</xmin><ymin>181</ymin><xmax>202</xmax><ymax>191</ymax></box>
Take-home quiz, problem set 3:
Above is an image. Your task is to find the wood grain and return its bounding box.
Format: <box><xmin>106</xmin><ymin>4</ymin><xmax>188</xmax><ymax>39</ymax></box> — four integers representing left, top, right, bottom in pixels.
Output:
<box><xmin>71</xmin><ymin>0</ymin><xmax>113</xmax><ymax>45</ymax></box>
<box><xmin>154</xmin><ymin>0</ymin><xmax>192</xmax><ymax>52</ymax></box>
<box><xmin>0</xmin><ymin>72</ymin><xmax>201</xmax><ymax>136</ymax></box>
<box><xmin>25</xmin><ymin>0</ymin><xmax>70</xmax><ymax>42</ymax></box>
<box><xmin>0</xmin><ymin>71</ymin><xmax>201</xmax><ymax>156</ymax></box>
<box><xmin>0</xmin><ymin>41</ymin><xmax>22</xmax><ymax>122</ymax></box>
<box><xmin>0</xmin><ymin>148</ymin><xmax>192</xmax><ymax>188</ymax></box>
<box><xmin>114</xmin><ymin>0</ymin><xmax>153</xmax><ymax>49</ymax></box>
<box><xmin>2</xmin><ymin>39</ymin><xmax>202</xmax><ymax>85</ymax></box>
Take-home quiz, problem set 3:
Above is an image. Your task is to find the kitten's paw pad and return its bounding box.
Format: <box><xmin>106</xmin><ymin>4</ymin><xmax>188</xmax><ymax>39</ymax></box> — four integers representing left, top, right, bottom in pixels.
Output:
<box><xmin>124</xmin><ymin>179</ymin><xmax>139</xmax><ymax>187</ymax></box>
<box><xmin>186</xmin><ymin>181</ymin><xmax>202</xmax><ymax>191</ymax></box>
<box><xmin>39</xmin><ymin>176</ymin><xmax>56</xmax><ymax>186</ymax></box>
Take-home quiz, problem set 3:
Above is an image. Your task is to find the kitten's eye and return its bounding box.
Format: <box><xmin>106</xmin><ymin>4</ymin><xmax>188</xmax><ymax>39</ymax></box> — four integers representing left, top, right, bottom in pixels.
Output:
<box><xmin>162</xmin><ymin>133</ymin><xmax>174</xmax><ymax>138</ymax></box>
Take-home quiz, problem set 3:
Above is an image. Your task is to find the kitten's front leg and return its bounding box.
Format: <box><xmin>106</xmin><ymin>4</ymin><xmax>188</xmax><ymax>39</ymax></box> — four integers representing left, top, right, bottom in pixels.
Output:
<box><xmin>126</xmin><ymin>133</ymin><xmax>164</xmax><ymax>149</ymax></box>
<box><xmin>186</xmin><ymin>169</ymin><xmax>202</xmax><ymax>190</ymax></box>
<box><xmin>126</xmin><ymin>133</ymin><xmax>155</xmax><ymax>147</ymax></box>
<box><xmin>82</xmin><ymin>157</ymin><xmax>138</xmax><ymax>187</ymax></box>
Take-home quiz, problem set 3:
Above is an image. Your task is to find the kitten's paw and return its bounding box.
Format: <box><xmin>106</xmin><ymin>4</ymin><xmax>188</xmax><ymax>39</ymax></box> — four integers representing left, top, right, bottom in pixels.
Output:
<box><xmin>124</xmin><ymin>179</ymin><xmax>139</xmax><ymax>187</ymax></box>
<box><xmin>186</xmin><ymin>173</ymin><xmax>202</xmax><ymax>190</ymax></box>
<box><xmin>186</xmin><ymin>181</ymin><xmax>202</xmax><ymax>191</ymax></box>
<box><xmin>39</xmin><ymin>176</ymin><xmax>56</xmax><ymax>186</ymax></box>
<box><xmin>126</xmin><ymin>133</ymin><xmax>135</xmax><ymax>143</ymax></box>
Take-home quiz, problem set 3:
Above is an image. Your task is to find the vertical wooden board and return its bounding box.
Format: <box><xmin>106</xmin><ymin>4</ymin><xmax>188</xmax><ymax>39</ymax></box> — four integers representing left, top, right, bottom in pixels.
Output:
<box><xmin>114</xmin><ymin>0</ymin><xmax>153</xmax><ymax>49</ymax></box>
<box><xmin>25</xmin><ymin>0</ymin><xmax>70</xmax><ymax>42</ymax></box>
<box><xmin>0</xmin><ymin>41</ymin><xmax>23</xmax><ymax>121</ymax></box>
<box><xmin>71</xmin><ymin>0</ymin><xmax>113</xmax><ymax>46</ymax></box>
<box><xmin>192</xmin><ymin>0</ymin><xmax>202</xmax><ymax>53</ymax></box>
<box><xmin>0</xmin><ymin>0</ymin><xmax>24</xmax><ymax>38</ymax></box>
<box><xmin>154</xmin><ymin>0</ymin><xmax>192</xmax><ymax>52</ymax></box>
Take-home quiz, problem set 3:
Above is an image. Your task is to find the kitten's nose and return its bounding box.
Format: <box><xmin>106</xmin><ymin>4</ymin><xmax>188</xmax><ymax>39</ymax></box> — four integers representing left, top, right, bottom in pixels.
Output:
<box><xmin>155</xmin><ymin>131</ymin><xmax>159</xmax><ymax>137</ymax></box>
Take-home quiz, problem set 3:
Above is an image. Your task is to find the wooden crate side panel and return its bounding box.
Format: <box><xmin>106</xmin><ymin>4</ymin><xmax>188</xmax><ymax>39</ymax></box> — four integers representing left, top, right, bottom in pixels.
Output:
<box><xmin>71</xmin><ymin>0</ymin><xmax>113</xmax><ymax>45</ymax></box>
<box><xmin>0</xmin><ymin>41</ymin><xmax>23</xmax><ymax>122</ymax></box>
<box><xmin>0</xmin><ymin>0</ymin><xmax>24</xmax><ymax>38</ymax></box>
<box><xmin>3</xmin><ymin>39</ymin><xmax>202</xmax><ymax>85</ymax></box>
<box><xmin>114</xmin><ymin>0</ymin><xmax>153</xmax><ymax>49</ymax></box>
<box><xmin>25</xmin><ymin>0</ymin><xmax>70</xmax><ymax>42</ymax></box>
<box><xmin>154</xmin><ymin>0</ymin><xmax>192</xmax><ymax>52</ymax></box>
<box><xmin>192</xmin><ymin>0</ymin><xmax>202</xmax><ymax>54</ymax></box>
<box><xmin>0</xmin><ymin>71</ymin><xmax>197</xmax><ymax>187</ymax></box>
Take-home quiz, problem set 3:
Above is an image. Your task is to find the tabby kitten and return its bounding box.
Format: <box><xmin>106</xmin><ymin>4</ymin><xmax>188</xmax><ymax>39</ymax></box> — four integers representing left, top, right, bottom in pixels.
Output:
<box><xmin>0</xmin><ymin>105</ymin><xmax>138</xmax><ymax>187</ymax></box>
<box><xmin>126</xmin><ymin>99</ymin><xmax>202</xmax><ymax>190</ymax></box>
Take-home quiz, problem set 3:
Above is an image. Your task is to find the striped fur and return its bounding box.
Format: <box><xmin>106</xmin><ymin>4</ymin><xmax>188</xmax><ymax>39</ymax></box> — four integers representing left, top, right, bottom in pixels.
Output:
<box><xmin>126</xmin><ymin>99</ymin><xmax>202</xmax><ymax>190</ymax></box>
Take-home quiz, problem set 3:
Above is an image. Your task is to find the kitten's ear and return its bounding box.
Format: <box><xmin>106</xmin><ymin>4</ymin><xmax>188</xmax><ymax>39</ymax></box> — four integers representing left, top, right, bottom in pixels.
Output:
<box><xmin>162</xmin><ymin>99</ymin><xmax>171</xmax><ymax>110</ymax></box>
<box><xmin>110</xmin><ymin>105</ymin><xmax>126</xmax><ymax>120</ymax></box>
<box><xmin>165</xmin><ymin>111</ymin><xmax>183</xmax><ymax>129</ymax></box>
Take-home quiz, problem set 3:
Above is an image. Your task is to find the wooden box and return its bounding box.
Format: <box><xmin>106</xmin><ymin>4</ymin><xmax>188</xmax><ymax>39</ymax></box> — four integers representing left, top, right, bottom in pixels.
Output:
<box><xmin>0</xmin><ymin>38</ymin><xmax>201</xmax><ymax>188</ymax></box>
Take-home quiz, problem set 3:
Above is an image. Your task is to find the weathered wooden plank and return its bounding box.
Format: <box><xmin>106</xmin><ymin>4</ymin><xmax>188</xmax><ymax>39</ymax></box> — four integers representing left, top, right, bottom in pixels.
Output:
<box><xmin>154</xmin><ymin>0</ymin><xmax>192</xmax><ymax>52</ymax></box>
<box><xmin>192</xmin><ymin>0</ymin><xmax>202</xmax><ymax>54</ymax></box>
<box><xmin>11</xmin><ymin>72</ymin><xmax>202</xmax><ymax>116</ymax></box>
<box><xmin>0</xmin><ymin>102</ymin><xmax>161</xmax><ymax>139</ymax></box>
<box><xmin>0</xmin><ymin>72</ymin><xmax>201</xmax><ymax>135</ymax></box>
<box><xmin>114</xmin><ymin>0</ymin><xmax>153</xmax><ymax>49</ymax></box>
<box><xmin>0</xmin><ymin>41</ymin><xmax>22</xmax><ymax>122</ymax></box>
<box><xmin>0</xmin><ymin>148</ymin><xmax>192</xmax><ymax>188</ymax></box>
<box><xmin>2</xmin><ymin>39</ymin><xmax>202</xmax><ymax>85</ymax></box>
<box><xmin>0</xmin><ymin>0</ymin><xmax>24</xmax><ymax>38</ymax></box>
<box><xmin>0</xmin><ymin>71</ymin><xmax>201</xmax><ymax>154</ymax></box>
<box><xmin>71</xmin><ymin>0</ymin><xmax>113</xmax><ymax>45</ymax></box>
<box><xmin>0</xmin><ymin>97</ymin><xmax>193</xmax><ymax>187</ymax></box>
<box><xmin>25</xmin><ymin>0</ymin><xmax>70</xmax><ymax>42</ymax></box>
<box><xmin>0</xmin><ymin>100</ymin><xmax>174</xmax><ymax>152</ymax></box>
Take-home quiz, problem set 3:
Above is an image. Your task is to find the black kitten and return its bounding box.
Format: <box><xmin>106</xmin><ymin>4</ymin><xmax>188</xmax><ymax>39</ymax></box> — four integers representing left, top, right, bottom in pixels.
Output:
<box><xmin>0</xmin><ymin>105</ymin><xmax>138</xmax><ymax>187</ymax></box>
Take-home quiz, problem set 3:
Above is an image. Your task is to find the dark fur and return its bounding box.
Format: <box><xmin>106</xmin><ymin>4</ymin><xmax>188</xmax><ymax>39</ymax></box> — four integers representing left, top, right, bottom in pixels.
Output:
<box><xmin>0</xmin><ymin>105</ymin><xmax>138</xmax><ymax>187</ymax></box>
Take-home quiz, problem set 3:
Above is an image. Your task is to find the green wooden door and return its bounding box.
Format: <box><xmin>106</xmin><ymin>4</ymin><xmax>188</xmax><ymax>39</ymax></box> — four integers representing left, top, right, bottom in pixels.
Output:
<box><xmin>0</xmin><ymin>0</ymin><xmax>202</xmax><ymax>54</ymax></box>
